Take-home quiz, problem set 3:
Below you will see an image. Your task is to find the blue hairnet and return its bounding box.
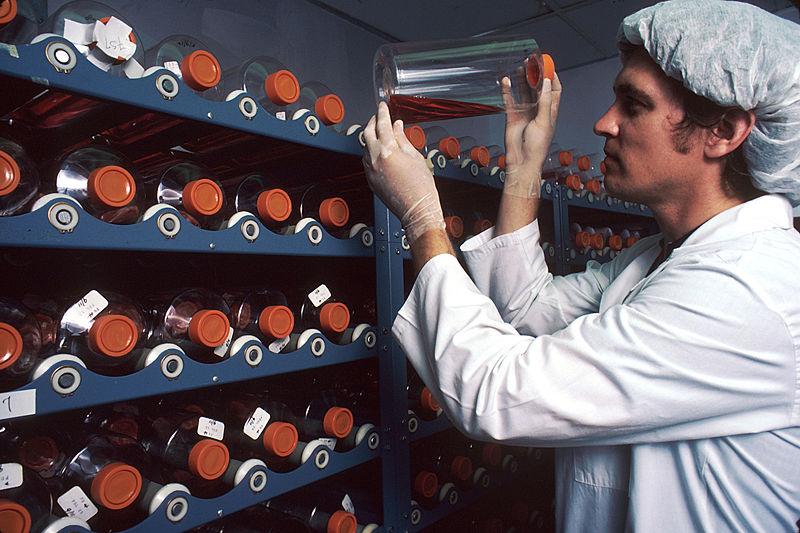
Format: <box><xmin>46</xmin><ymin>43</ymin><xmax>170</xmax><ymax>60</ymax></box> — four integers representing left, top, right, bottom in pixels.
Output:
<box><xmin>617</xmin><ymin>0</ymin><xmax>800</xmax><ymax>204</ymax></box>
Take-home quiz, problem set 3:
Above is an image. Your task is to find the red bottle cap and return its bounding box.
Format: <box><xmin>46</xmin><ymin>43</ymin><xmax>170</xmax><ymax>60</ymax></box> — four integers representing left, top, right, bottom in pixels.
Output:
<box><xmin>444</xmin><ymin>215</ymin><xmax>464</xmax><ymax>239</ymax></box>
<box><xmin>87</xmin><ymin>165</ymin><xmax>136</xmax><ymax>208</ymax></box>
<box><xmin>600</xmin><ymin>161</ymin><xmax>607</xmax><ymax>174</ymax></box>
<box><xmin>564</xmin><ymin>174</ymin><xmax>582</xmax><ymax>191</ymax></box>
<box><xmin>18</xmin><ymin>436</ymin><xmax>59</xmax><ymax>472</ymax></box>
<box><xmin>318</xmin><ymin>197</ymin><xmax>350</xmax><ymax>229</ymax></box>
<box><xmin>323</xmin><ymin>406</ymin><xmax>353</xmax><ymax>438</ymax></box>
<box><xmin>558</xmin><ymin>150</ymin><xmax>573</xmax><ymax>167</ymax></box>
<box><xmin>438</xmin><ymin>137</ymin><xmax>460</xmax><ymax>159</ymax></box>
<box><xmin>314</xmin><ymin>94</ymin><xmax>345</xmax><ymax>125</ymax></box>
<box><xmin>0</xmin><ymin>150</ymin><xmax>20</xmax><ymax>197</ymax></box>
<box><xmin>188</xmin><ymin>309</ymin><xmax>230</xmax><ymax>348</ymax></box>
<box><xmin>188</xmin><ymin>439</ymin><xmax>230</xmax><ymax>480</ymax></box>
<box><xmin>542</xmin><ymin>53</ymin><xmax>556</xmax><ymax>81</ymax></box>
<box><xmin>90</xmin><ymin>462</ymin><xmax>142</xmax><ymax>510</ymax></box>
<box><xmin>470</xmin><ymin>146</ymin><xmax>490</xmax><ymax>167</ymax></box>
<box><xmin>420</xmin><ymin>386</ymin><xmax>440</xmax><ymax>413</ymax></box>
<box><xmin>473</xmin><ymin>219</ymin><xmax>493</xmax><ymax>235</ymax></box>
<box><xmin>180</xmin><ymin>50</ymin><xmax>221</xmax><ymax>91</ymax></box>
<box><xmin>264</xmin><ymin>69</ymin><xmax>300</xmax><ymax>105</ymax></box>
<box><xmin>319</xmin><ymin>302</ymin><xmax>350</xmax><ymax>334</ymax></box>
<box><xmin>482</xmin><ymin>444</ymin><xmax>502</xmax><ymax>466</ymax></box>
<box><xmin>413</xmin><ymin>471</ymin><xmax>438</xmax><ymax>499</ymax></box>
<box><xmin>182</xmin><ymin>178</ymin><xmax>223</xmax><ymax>217</ymax></box>
<box><xmin>608</xmin><ymin>235</ymin><xmax>623</xmax><ymax>251</ymax></box>
<box><xmin>404</xmin><ymin>125</ymin><xmax>426</xmax><ymax>150</ymax></box>
<box><xmin>327</xmin><ymin>510</ymin><xmax>357</xmax><ymax>533</ymax></box>
<box><xmin>257</xmin><ymin>305</ymin><xmax>294</xmax><ymax>339</ymax></box>
<box><xmin>107</xmin><ymin>416</ymin><xmax>139</xmax><ymax>440</ymax></box>
<box><xmin>497</xmin><ymin>154</ymin><xmax>506</xmax><ymax>170</ymax></box>
<box><xmin>625</xmin><ymin>236</ymin><xmax>639</xmax><ymax>248</ymax></box>
<box><xmin>262</xmin><ymin>421</ymin><xmax>298</xmax><ymax>457</ymax></box>
<box><xmin>585</xmin><ymin>179</ymin><xmax>602</xmax><ymax>195</ymax></box>
<box><xmin>575</xmin><ymin>231</ymin><xmax>591</xmax><ymax>248</ymax></box>
<box><xmin>0</xmin><ymin>500</ymin><xmax>30</xmax><ymax>533</ymax></box>
<box><xmin>450</xmin><ymin>455</ymin><xmax>473</xmax><ymax>481</ymax></box>
<box><xmin>590</xmin><ymin>233</ymin><xmax>604</xmax><ymax>250</ymax></box>
<box><xmin>256</xmin><ymin>189</ymin><xmax>292</xmax><ymax>224</ymax></box>
<box><xmin>0</xmin><ymin>322</ymin><xmax>22</xmax><ymax>371</ymax></box>
<box><xmin>88</xmin><ymin>314</ymin><xmax>139</xmax><ymax>358</ymax></box>
<box><xmin>577</xmin><ymin>155</ymin><xmax>591</xmax><ymax>171</ymax></box>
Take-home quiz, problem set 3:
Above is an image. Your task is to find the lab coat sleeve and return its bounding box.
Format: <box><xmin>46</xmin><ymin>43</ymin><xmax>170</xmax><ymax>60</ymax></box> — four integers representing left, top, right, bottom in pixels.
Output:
<box><xmin>393</xmin><ymin>254</ymin><xmax>797</xmax><ymax>447</ymax></box>
<box><xmin>460</xmin><ymin>221</ymin><xmax>625</xmax><ymax>336</ymax></box>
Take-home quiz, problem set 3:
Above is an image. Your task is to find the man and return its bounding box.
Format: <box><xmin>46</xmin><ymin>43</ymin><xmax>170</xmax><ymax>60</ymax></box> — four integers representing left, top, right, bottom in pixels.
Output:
<box><xmin>363</xmin><ymin>1</ymin><xmax>800</xmax><ymax>531</ymax></box>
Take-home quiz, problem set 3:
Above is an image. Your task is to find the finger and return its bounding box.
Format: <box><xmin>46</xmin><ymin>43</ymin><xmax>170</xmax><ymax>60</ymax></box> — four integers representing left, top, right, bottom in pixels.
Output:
<box><xmin>394</xmin><ymin>119</ymin><xmax>416</xmax><ymax>153</ymax></box>
<box><xmin>376</xmin><ymin>101</ymin><xmax>399</xmax><ymax>151</ymax></box>
<box><xmin>535</xmin><ymin>78</ymin><xmax>553</xmax><ymax>126</ymax></box>
<box><xmin>500</xmin><ymin>77</ymin><xmax>515</xmax><ymax>113</ymax></box>
<box><xmin>550</xmin><ymin>72</ymin><xmax>562</xmax><ymax>123</ymax></box>
<box><xmin>363</xmin><ymin>114</ymin><xmax>380</xmax><ymax>159</ymax></box>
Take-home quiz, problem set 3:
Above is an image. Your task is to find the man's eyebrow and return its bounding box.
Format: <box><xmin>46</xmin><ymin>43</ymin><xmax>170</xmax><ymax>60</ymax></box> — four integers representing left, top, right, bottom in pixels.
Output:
<box><xmin>613</xmin><ymin>82</ymin><xmax>655</xmax><ymax>107</ymax></box>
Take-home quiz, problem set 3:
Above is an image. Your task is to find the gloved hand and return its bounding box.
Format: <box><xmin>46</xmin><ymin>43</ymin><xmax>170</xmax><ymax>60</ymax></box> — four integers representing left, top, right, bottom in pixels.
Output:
<box><xmin>501</xmin><ymin>73</ymin><xmax>562</xmax><ymax>198</ymax></box>
<box><xmin>363</xmin><ymin>101</ymin><xmax>445</xmax><ymax>244</ymax></box>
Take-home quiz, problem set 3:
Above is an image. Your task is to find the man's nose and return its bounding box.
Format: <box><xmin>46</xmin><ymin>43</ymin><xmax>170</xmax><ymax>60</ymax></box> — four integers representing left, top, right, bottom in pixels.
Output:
<box><xmin>594</xmin><ymin>106</ymin><xmax>619</xmax><ymax>138</ymax></box>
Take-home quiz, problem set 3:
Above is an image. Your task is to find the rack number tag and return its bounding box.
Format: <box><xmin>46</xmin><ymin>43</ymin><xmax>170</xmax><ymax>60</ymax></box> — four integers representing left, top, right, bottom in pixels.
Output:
<box><xmin>197</xmin><ymin>417</ymin><xmax>225</xmax><ymax>441</ymax></box>
<box><xmin>0</xmin><ymin>463</ymin><xmax>23</xmax><ymax>490</ymax></box>
<box><xmin>319</xmin><ymin>437</ymin><xmax>337</xmax><ymax>450</ymax></box>
<box><xmin>213</xmin><ymin>327</ymin><xmax>234</xmax><ymax>357</ymax></box>
<box><xmin>308</xmin><ymin>285</ymin><xmax>331</xmax><ymax>308</ymax></box>
<box><xmin>243</xmin><ymin>408</ymin><xmax>271</xmax><ymax>440</ymax></box>
<box><xmin>342</xmin><ymin>494</ymin><xmax>355</xmax><ymax>514</ymax></box>
<box><xmin>0</xmin><ymin>389</ymin><xmax>36</xmax><ymax>421</ymax></box>
<box><xmin>58</xmin><ymin>486</ymin><xmax>99</xmax><ymax>521</ymax></box>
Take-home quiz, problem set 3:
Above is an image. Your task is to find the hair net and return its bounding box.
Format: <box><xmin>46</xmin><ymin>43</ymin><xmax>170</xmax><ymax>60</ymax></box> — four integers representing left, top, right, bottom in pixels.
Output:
<box><xmin>617</xmin><ymin>0</ymin><xmax>800</xmax><ymax>205</ymax></box>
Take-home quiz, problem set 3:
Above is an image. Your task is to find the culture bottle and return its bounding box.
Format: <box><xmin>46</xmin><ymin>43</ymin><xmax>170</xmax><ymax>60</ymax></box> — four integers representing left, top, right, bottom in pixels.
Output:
<box><xmin>0</xmin><ymin>138</ymin><xmax>39</xmax><ymax>216</ymax></box>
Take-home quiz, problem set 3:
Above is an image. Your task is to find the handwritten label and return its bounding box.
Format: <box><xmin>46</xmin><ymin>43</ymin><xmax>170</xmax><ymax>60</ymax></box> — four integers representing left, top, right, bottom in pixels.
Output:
<box><xmin>197</xmin><ymin>417</ymin><xmax>225</xmax><ymax>441</ymax></box>
<box><xmin>163</xmin><ymin>60</ymin><xmax>182</xmax><ymax>77</ymax></box>
<box><xmin>308</xmin><ymin>284</ymin><xmax>331</xmax><ymax>308</ymax></box>
<box><xmin>213</xmin><ymin>327</ymin><xmax>234</xmax><ymax>358</ymax></box>
<box><xmin>93</xmin><ymin>17</ymin><xmax>136</xmax><ymax>61</ymax></box>
<box><xmin>268</xmin><ymin>336</ymin><xmax>291</xmax><ymax>354</ymax></box>
<box><xmin>243</xmin><ymin>408</ymin><xmax>270</xmax><ymax>440</ymax></box>
<box><xmin>62</xmin><ymin>19</ymin><xmax>95</xmax><ymax>45</ymax></box>
<box><xmin>0</xmin><ymin>389</ymin><xmax>36</xmax><ymax>421</ymax></box>
<box><xmin>0</xmin><ymin>463</ymin><xmax>23</xmax><ymax>490</ymax></box>
<box><xmin>58</xmin><ymin>486</ymin><xmax>99</xmax><ymax>521</ymax></box>
<box><xmin>275</xmin><ymin>111</ymin><xmax>286</xmax><ymax>121</ymax></box>
<box><xmin>342</xmin><ymin>493</ymin><xmax>355</xmax><ymax>514</ymax></box>
<box><xmin>63</xmin><ymin>290</ymin><xmax>108</xmax><ymax>333</ymax></box>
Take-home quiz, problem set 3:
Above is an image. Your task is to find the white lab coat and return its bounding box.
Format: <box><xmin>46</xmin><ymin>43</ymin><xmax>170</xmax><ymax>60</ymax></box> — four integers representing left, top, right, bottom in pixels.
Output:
<box><xmin>393</xmin><ymin>194</ymin><xmax>800</xmax><ymax>532</ymax></box>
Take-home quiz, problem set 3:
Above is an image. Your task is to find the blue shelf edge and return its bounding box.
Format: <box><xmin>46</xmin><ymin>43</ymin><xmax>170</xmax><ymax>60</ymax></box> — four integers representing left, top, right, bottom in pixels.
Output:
<box><xmin>409</xmin><ymin>414</ymin><xmax>452</xmax><ymax>442</ymax></box>
<box><xmin>563</xmin><ymin>188</ymin><xmax>652</xmax><ymax>217</ymax></box>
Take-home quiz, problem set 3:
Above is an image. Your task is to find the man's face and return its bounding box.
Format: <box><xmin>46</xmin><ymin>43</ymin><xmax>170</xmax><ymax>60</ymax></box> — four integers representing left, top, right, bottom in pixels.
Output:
<box><xmin>594</xmin><ymin>50</ymin><xmax>699</xmax><ymax>205</ymax></box>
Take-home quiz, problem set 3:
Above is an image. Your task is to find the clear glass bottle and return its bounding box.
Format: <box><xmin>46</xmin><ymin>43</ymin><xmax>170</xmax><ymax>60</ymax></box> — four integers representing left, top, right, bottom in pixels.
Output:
<box><xmin>226</xmin><ymin>56</ymin><xmax>301</xmax><ymax>118</ymax></box>
<box><xmin>0</xmin><ymin>0</ymin><xmax>40</xmax><ymax>45</ymax></box>
<box><xmin>457</xmin><ymin>137</ymin><xmax>490</xmax><ymax>169</ymax></box>
<box><xmin>223</xmin><ymin>396</ymin><xmax>300</xmax><ymax>464</ymax></box>
<box><xmin>293</xmin><ymin>283</ymin><xmax>352</xmax><ymax>340</ymax></box>
<box><xmin>155</xmin><ymin>161</ymin><xmax>226</xmax><ymax>230</ymax></box>
<box><xmin>0</xmin><ymin>298</ymin><xmax>42</xmax><ymax>390</ymax></box>
<box><xmin>411</xmin><ymin>469</ymin><xmax>440</xmax><ymax>508</ymax></box>
<box><xmin>225</xmin><ymin>289</ymin><xmax>295</xmax><ymax>343</ymax></box>
<box><xmin>232</xmin><ymin>174</ymin><xmax>293</xmax><ymax>230</ymax></box>
<box><xmin>542</xmin><ymin>144</ymin><xmax>573</xmax><ymax>180</ymax></box>
<box><xmin>403</xmin><ymin>125</ymin><xmax>427</xmax><ymax>152</ymax></box>
<box><xmin>265</xmin><ymin>491</ymin><xmax>358</xmax><ymax>533</ymax></box>
<box><xmin>55</xmin><ymin>146</ymin><xmax>144</xmax><ymax>223</ymax></box>
<box><xmin>423</xmin><ymin>127</ymin><xmax>460</xmax><ymax>161</ymax></box>
<box><xmin>407</xmin><ymin>373</ymin><xmax>441</xmax><ymax>422</ymax></box>
<box><xmin>288</xmin><ymin>81</ymin><xmax>345</xmax><ymax>129</ymax></box>
<box><xmin>297</xmin><ymin>181</ymin><xmax>351</xmax><ymax>237</ymax></box>
<box><xmin>0</xmin><ymin>137</ymin><xmax>39</xmax><ymax>216</ymax></box>
<box><xmin>146</xmin><ymin>34</ymin><xmax>222</xmax><ymax>97</ymax></box>
<box><xmin>375</xmin><ymin>35</ymin><xmax>554</xmax><ymax>122</ymax></box>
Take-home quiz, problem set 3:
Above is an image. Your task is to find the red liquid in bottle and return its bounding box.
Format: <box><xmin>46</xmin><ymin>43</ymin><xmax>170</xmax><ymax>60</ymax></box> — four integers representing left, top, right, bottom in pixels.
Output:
<box><xmin>388</xmin><ymin>95</ymin><xmax>502</xmax><ymax>123</ymax></box>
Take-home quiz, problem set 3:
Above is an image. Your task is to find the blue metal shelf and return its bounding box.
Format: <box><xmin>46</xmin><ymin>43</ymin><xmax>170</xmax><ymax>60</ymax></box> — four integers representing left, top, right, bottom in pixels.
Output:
<box><xmin>64</xmin><ymin>437</ymin><xmax>380</xmax><ymax>533</ymax></box>
<box><xmin>0</xmin><ymin>197</ymin><xmax>374</xmax><ymax>257</ymax></box>
<box><xmin>409</xmin><ymin>414</ymin><xmax>452</xmax><ymax>442</ymax></box>
<box><xmin>562</xmin><ymin>187</ymin><xmax>652</xmax><ymax>217</ymax></box>
<box><xmin>2</xmin><ymin>330</ymin><xmax>376</xmax><ymax>420</ymax></box>
<box><xmin>563</xmin><ymin>245</ymin><xmax>616</xmax><ymax>268</ymax></box>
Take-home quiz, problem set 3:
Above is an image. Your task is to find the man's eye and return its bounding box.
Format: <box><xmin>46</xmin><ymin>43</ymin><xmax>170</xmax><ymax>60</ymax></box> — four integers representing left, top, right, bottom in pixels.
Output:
<box><xmin>622</xmin><ymin>98</ymin><xmax>643</xmax><ymax>115</ymax></box>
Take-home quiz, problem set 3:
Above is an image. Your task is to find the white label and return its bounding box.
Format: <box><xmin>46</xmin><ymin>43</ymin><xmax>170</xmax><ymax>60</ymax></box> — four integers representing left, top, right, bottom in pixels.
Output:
<box><xmin>341</xmin><ymin>494</ymin><xmax>355</xmax><ymax>514</ymax></box>
<box><xmin>275</xmin><ymin>111</ymin><xmax>286</xmax><ymax>121</ymax></box>
<box><xmin>85</xmin><ymin>48</ymin><xmax>115</xmax><ymax>71</ymax></box>
<box><xmin>0</xmin><ymin>463</ymin><xmax>23</xmax><ymax>491</ymax></box>
<box><xmin>197</xmin><ymin>417</ymin><xmax>225</xmax><ymax>441</ymax></box>
<box><xmin>213</xmin><ymin>327</ymin><xmax>234</xmax><ymax>357</ymax></box>
<box><xmin>308</xmin><ymin>284</ymin><xmax>331</xmax><ymax>308</ymax></box>
<box><xmin>164</xmin><ymin>60</ymin><xmax>182</xmax><ymax>77</ymax></box>
<box><xmin>93</xmin><ymin>17</ymin><xmax>136</xmax><ymax>61</ymax></box>
<box><xmin>268</xmin><ymin>336</ymin><xmax>291</xmax><ymax>354</ymax></box>
<box><xmin>63</xmin><ymin>290</ymin><xmax>109</xmax><ymax>334</ymax></box>
<box><xmin>243</xmin><ymin>407</ymin><xmax>271</xmax><ymax>440</ymax></box>
<box><xmin>0</xmin><ymin>389</ymin><xmax>36</xmax><ymax>420</ymax></box>
<box><xmin>318</xmin><ymin>437</ymin><xmax>337</xmax><ymax>450</ymax></box>
<box><xmin>58</xmin><ymin>486</ymin><xmax>99</xmax><ymax>521</ymax></box>
<box><xmin>62</xmin><ymin>19</ymin><xmax>95</xmax><ymax>45</ymax></box>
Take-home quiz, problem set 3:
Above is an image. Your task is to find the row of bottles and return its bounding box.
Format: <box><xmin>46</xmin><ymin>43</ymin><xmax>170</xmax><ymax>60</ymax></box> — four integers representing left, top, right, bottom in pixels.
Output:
<box><xmin>0</xmin><ymin>284</ymin><xmax>375</xmax><ymax>389</ymax></box>
<box><xmin>570</xmin><ymin>222</ymin><xmax>643</xmax><ymax>256</ymax></box>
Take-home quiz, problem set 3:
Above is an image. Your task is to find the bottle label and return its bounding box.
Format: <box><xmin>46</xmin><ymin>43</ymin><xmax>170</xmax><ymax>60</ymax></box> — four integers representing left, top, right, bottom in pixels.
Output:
<box><xmin>308</xmin><ymin>284</ymin><xmax>332</xmax><ymax>308</ymax></box>
<box><xmin>318</xmin><ymin>437</ymin><xmax>337</xmax><ymax>450</ymax></box>
<box><xmin>197</xmin><ymin>417</ymin><xmax>225</xmax><ymax>441</ymax></box>
<box><xmin>164</xmin><ymin>60</ymin><xmax>182</xmax><ymax>77</ymax></box>
<box><xmin>213</xmin><ymin>327</ymin><xmax>235</xmax><ymax>358</ymax></box>
<box><xmin>243</xmin><ymin>407</ymin><xmax>271</xmax><ymax>440</ymax></box>
<box><xmin>0</xmin><ymin>389</ymin><xmax>36</xmax><ymax>421</ymax></box>
<box><xmin>0</xmin><ymin>463</ymin><xmax>23</xmax><ymax>490</ymax></box>
<box><xmin>342</xmin><ymin>493</ymin><xmax>355</xmax><ymax>514</ymax></box>
<box><xmin>275</xmin><ymin>111</ymin><xmax>286</xmax><ymax>121</ymax></box>
<box><xmin>58</xmin><ymin>486</ymin><xmax>99</xmax><ymax>521</ymax></box>
<box><xmin>62</xmin><ymin>290</ymin><xmax>109</xmax><ymax>334</ymax></box>
<box><xmin>268</xmin><ymin>335</ymin><xmax>291</xmax><ymax>354</ymax></box>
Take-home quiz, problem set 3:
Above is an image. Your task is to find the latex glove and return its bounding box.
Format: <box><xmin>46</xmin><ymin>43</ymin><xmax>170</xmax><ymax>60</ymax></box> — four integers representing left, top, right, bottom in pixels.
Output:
<box><xmin>501</xmin><ymin>72</ymin><xmax>562</xmax><ymax>198</ymax></box>
<box><xmin>363</xmin><ymin>101</ymin><xmax>445</xmax><ymax>244</ymax></box>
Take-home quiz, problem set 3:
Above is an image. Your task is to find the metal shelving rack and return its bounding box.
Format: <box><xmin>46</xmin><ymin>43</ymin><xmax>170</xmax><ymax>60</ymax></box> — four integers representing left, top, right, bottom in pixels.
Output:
<box><xmin>0</xmin><ymin>34</ymin><xmax>653</xmax><ymax>532</ymax></box>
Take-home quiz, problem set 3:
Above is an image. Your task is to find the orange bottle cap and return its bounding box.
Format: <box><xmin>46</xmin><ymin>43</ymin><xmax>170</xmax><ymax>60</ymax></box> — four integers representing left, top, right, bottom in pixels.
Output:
<box><xmin>575</xmin><ymin>231</ymin><xmax>591</xmax><ymax>248</ymax></box>
<box><xmin>482</xmin><ymin>444</ymin><xmax>502</xmax><ymax>466</ymax></box>
<box><xmin>497</xmin><ymin>154</ymin><xmax>506</xmax><ymax>170</ymax></box>
<box><xmin>327</xmin><ymin>510</ymin><xmax>357</xmax><ymax>533</ymax></box>
<box><xmin>314</xmin><ymin>94</ymin><xmax>345</xmax><ymax>125</ymax></box>
<box><xmin>414</xmin><ymin>471</ymin><xmax>438</xmax><ymax>499</ymax></box>
<box><xmin>318</xmin><ymin>197</ymin><xmax>350</xmax><ymax>229</ymax></box>
<box><xmin>473</xmin><ymin>219</ymin><xmax>493</xmax><ymax>234</ymax></box>
<box><xmin>609</xmin><ymin>235</ymin><xmax>623</xmax><ymax>251</ymax></box>
<box><xmin>450</xmin><ymin>455</ymin><xmax>473</xmax><ymax>481</ymax></box>
<box><xmin>404</xmin><ymin>125</ymin><xmax>426</xmax><ymax>150</ymax></box>
<box><xmin>565</xmin><ymin>174</ymin><xmax>582</xmax><ymax>191</ymax></box>
<box><xmin>600</xmin><ymin>161</ymin><xmax>607</xmax><ymax>174</ymax></box>
<box><xmin>420</xmin><ymin>387</ymin><xmax>440</xmax><ymax>413</ymax></box>
<box><xmin>542</xmin><ymin>53</ymin><xmax>556</xmax><ymax>81</ymax></box>
<box><xmin>262</xmin><ymin>421</ymin><xmax>298</xmax><ymax>457</ymax></box>
<box><xmin>264</xmin><ymin>69</ymin><xmax>300</xmax><ymax>106</ymax></box>
<box><xmin>107</xmin><ymin>416</ymin><xmax>139</xmax><ymax>440</ymax></box>
<box><xmin>586</xmin><ymin>179</ymin><xmax>602</xmax><ymax>195</ymax></box>
<box><xmin>88</xmin><ymin>314</ymin><xmax>139</xmax><ymax>358</ymax></box>
<box><xmin>258</xmin><ymin>305</ymin><xmax>294</xmax><ymax>339</ymax></box>
<box><xmin>590</xmin><ymin>233</ymin><xmax>604</xmax><ymax>250</ymax></box>
<box><xmin>439</xmin><ymin>137</ymin><xmax>461</xmax><ymax>159</ymax></box>
<box><xmin>256</xmin><ymin>188</ymin><xmax>292</xmax><ymax>224</ymax></box>
<box><xmin>18</xmin><ymin>436</ymin><xmax>59</xmax><ymax>471</ymax></box>
<box><xmin>323</xmin><ymin>406</ymin><xmax>353</xmax><ymax>438</ymax></box>
<box><xmin>470</xmin><ymin>146</ymin><xmax>490</xmax><ymax>167</ymax></box>
<box><xmin>0</xmin><ymin>150</ymin><xmax>20</xmax><ymax>197</ymax></box>
<box><xmin>444</xmin><ymin>215</ymin><xmax>464</xmax><ymax>239</ymax></box>
<box><xmin>188</xmin><ymin>309</ymin><xmax>230</xmax><ymax>348</ymax></box>
<box><xmin>319</xmin><ymin>302</ymin><xmax>350</xmax><ymax>334</ymax></box>
<box><xmin>577</xmin><ymin>155</ymin><xmax>591</xmax><ymax>171</ymax></box>
<box><xmin>182</xmin><ymin>178</ymin><xmax>223</xmax><ymax>217</ymax></box>
<box><xmin>87</xmin><ymin>165</ymin><xmax>136</xmax><ymax>208</ymax></box>
<box><xmin>180</xmin><ymin>50</ymin><xmax>221</xmax><ymax>91</ymax></box>
<box><xmin>625</xmin><ymin>236</ymin><xmax>639</xmax><ymax>248</ymax></box>
<box><xmin>0</xmin><ymin>500</ymin><xmax>31</xmax><ymax>533</ymax></box>
<box><xmin>188</xmin><ymin>439</ymin><xmax>230</xmax><ymax>480</ymax></box>
<box><xmin>0</xmin><ymin>322</ymin><xmax>23</xmax><ymax>371</ymax></box>
<box><xmin>558</xmin><ymin>151</ymin><xmax>573</xmax><ymax>167</ymax></box>
<box><xmin>0</xmin><ymin>0</ymin><xmax>17</xmax><ymax>25</ymax></box>
<box><xmin>90</xmin><ymin>462</ymin><xmax>142</xmax><ymax>510</ymax></box>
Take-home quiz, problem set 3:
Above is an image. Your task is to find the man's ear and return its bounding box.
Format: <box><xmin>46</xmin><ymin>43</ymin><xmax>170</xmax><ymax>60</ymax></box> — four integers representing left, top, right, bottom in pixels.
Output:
<box><xmin>704</xmin><ymin>109</ymin><xmax>755</xmax><ymax>159</ymax></box>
